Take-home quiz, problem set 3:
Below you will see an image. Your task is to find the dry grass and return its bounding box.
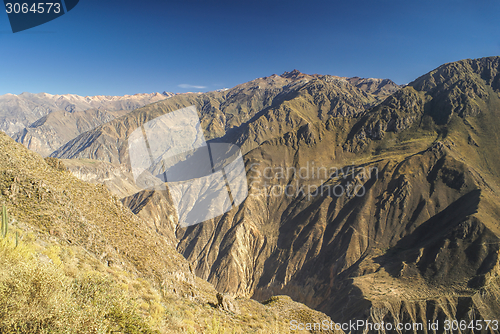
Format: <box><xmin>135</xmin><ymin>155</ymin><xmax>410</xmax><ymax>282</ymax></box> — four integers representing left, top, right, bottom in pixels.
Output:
<box><xmin>0</xmin><ymin>234</ymin><xmax>155</xmax><ymax>334</ymax></box>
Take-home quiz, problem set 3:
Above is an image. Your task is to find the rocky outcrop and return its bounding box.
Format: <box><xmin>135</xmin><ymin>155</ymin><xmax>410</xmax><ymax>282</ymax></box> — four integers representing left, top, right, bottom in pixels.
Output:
<box><xmin>350</xmin><ymin>56</ymin><xmax>500</xmax><ymax>148</ymax></box>
<box><xmin>347</xmin><ymin>77</ymin><xmax>400</xmax><ymax>98</ymax></box>
<box><xmin>216</xmin><ymin>293</ymin><xmax>240</xmax><ymax>314</ymax></box>
<box><xmin>352</xmin><ymin>86</ymin><xmax>425</xmax><ymax>142</ymax></box>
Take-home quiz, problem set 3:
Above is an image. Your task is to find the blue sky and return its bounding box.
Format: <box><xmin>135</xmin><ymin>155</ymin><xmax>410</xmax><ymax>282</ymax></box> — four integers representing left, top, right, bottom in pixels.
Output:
<box><xmin>0</xmin><ymin>0</ymin><xmax>499</xmax><ymax>96</ymax></box>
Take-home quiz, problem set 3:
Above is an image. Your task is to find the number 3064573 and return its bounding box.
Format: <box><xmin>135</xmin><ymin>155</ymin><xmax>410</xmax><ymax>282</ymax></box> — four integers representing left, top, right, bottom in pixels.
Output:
<box><xmin>5</xmin><ymin>3</ymin><xmax>61</xmax><ymax>14</ymax></box>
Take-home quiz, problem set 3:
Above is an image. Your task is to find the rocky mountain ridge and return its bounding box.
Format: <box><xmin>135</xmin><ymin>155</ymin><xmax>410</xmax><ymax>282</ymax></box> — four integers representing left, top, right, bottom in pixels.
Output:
<box><xmin>0</xmin><ymin>91</ymin><xmax>173</xmax><ymax>137</ymax></box>
<box><xmin>50</xmin><ymin>73</ymin><xmax>399</xmax><ymax>162</ymax></box>
<box><xmin>12</xmin><ymin>108</ymin><xmax>129</xmax><ymax>156</ymax></box>
<box><xmin>57</xmin><ymin>57</ymin><xmax>500</xmax><ymax>333</ymax></box>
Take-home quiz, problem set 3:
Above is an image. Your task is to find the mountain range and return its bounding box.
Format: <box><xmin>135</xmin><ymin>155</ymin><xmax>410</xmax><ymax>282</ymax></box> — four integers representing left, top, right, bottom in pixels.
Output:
<box><xmin>49</xmin><ymin>72</ymin><xmax>399</xmax><ymax>161</ymax></box>
<box><xmin>0</xmin><ymin>91</ymin><xmax>174</xmax><ymax>156</ymax></box>
<box><xmin>1</xmin><ymin>57</ymin><xmax>500</xmax><ymax>333</ymax></box>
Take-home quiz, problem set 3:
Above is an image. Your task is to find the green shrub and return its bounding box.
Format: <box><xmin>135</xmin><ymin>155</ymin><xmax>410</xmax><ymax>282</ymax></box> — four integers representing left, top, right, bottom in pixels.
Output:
<box><xmin>1</xmin><ymin>204</ymin><xmax>8</xmax><ymax>239</ymax></box>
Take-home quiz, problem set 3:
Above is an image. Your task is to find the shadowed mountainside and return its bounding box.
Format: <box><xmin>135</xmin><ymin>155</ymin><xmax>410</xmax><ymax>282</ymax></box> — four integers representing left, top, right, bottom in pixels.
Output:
<box><xmin>173</xmin><ymin>58</ymin><xmax>500</xmax><ymax>331</ymax></box>
<box><xmin>58</xmin><ymin>58</ymin><xmax>500</xmax><ymax>333</ymax></box>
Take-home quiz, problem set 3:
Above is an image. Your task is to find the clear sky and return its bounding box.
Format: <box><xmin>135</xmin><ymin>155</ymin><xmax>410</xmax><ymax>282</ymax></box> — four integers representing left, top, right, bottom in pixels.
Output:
<box><xmin>1</xmin><ymin>0</ymin><xmax>499</xmax><ymax>96</ymax></box>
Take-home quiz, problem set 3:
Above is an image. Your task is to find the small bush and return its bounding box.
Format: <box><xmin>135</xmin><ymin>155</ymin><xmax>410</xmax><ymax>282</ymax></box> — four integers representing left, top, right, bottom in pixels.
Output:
<box><xmin>44</xmin><ymin>157</ymin><xmax>67</xmax><ymax>172</ymax></box>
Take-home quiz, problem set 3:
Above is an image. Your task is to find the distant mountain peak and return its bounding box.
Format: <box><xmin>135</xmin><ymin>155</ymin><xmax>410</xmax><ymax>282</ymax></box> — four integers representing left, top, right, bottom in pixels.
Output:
<box><xmin>281</xmin><ymin>69</ymin><xmax>306</xmax><ymax>79</ymax></box>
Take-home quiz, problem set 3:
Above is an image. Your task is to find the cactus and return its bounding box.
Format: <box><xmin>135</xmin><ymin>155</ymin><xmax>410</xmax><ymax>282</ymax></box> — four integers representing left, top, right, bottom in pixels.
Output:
<box><xmin>1</xmin><ymin>204</ymin><xmax>8</xmax><ymax>239</ymax></box>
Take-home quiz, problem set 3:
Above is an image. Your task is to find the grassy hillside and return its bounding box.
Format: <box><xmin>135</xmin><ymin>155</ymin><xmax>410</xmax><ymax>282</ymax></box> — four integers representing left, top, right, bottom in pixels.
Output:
<box><xmin>0</xmin><ymin>132</ymin><xmax>342</xmax><ymax>333</ymax></box>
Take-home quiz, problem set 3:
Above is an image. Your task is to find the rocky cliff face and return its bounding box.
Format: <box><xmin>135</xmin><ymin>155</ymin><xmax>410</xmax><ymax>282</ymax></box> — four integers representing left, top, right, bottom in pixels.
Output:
<box><xmin>12</xmin><ymin>108</ymin><xmax>130</xmax><ymax>156</ymax></box>
<box><xmin>50</xmin><ymin>73</ymin><xmax>399</xmax><ymax>162</ymax></box>
<box><xmin>351</xmin><ymin>57</ymin><xmax>500</xmax><ymax>146</ymax></box>
<box><xmin>173</xmin><ymin>58</ymin><xmax>500</xmax><ymax>331</ymax></box>
<box><xmin>57</xmin><ymin>58</ymin><xmax>500</xmax><ymax>333</ymax></box>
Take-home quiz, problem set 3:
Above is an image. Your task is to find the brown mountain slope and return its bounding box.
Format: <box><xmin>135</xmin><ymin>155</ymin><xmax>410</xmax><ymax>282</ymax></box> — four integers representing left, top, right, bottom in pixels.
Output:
<box><xmin>55</xmin><ymin>57</ymin><xmax>500</xmax><ymax>333</ymax></box>
<box><xmin>172</xmin><ymin>57</ymin><xmax>500</xmax><ymax>332</ymax></box>
<box><xmin>0</xmin><ymin>132</ymin><xmax>343</xmax><ymax>333</ymax></box>
<box><xmin>12</xmin><ymin>108</ymin><xmax>129</xmax><ymax>156</ymax></box>
<box><xmin>50</xmin><ymin>74</ymin><xmax>399</xmax><ymax>162</ymax></box>
<box><xmin>101</xmin><ymin>57</ymin><xmax>500</xmax><ymax>333</ymax></box>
